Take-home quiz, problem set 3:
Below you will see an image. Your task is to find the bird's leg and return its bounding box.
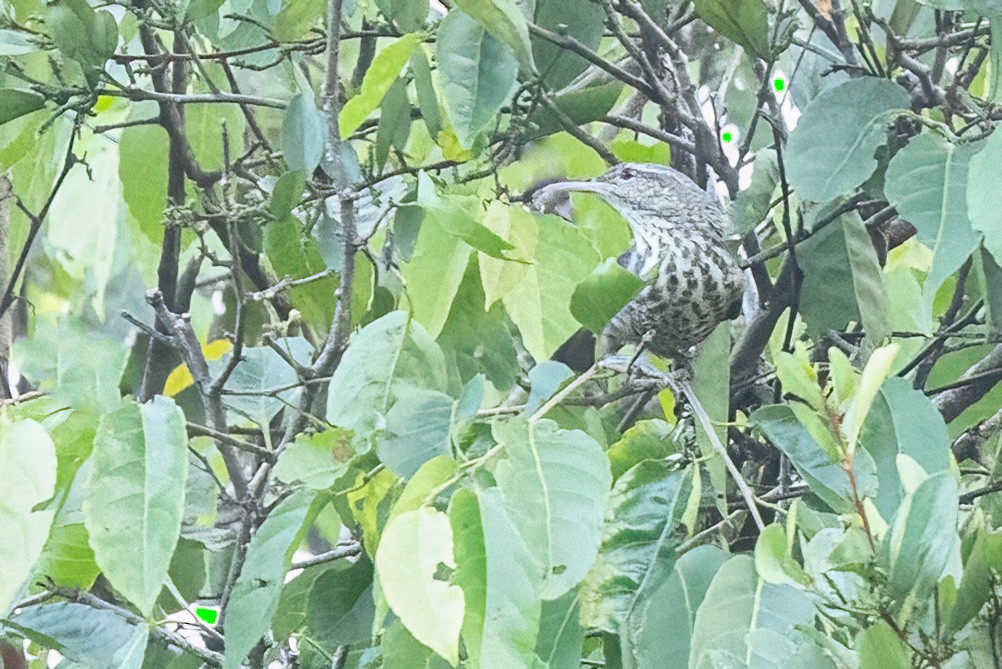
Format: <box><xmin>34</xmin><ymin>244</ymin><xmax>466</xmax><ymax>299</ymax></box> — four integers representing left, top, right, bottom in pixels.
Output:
<box><xmin>669</xmin><ymin>347</ymin><xmax>696</xmax><ymax>385</ymax></box>
<box><xmin>626</xmin><ymin>330</ymin><xmax>655</xmax><ymax>376</ymax></box>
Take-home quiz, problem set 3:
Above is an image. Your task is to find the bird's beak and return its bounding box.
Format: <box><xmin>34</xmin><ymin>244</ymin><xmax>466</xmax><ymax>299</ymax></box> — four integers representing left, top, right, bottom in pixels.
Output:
<box><xmin>529</xmin><ymin>179</ymin><xmax>612</xmax><ymax>219</ymax></box>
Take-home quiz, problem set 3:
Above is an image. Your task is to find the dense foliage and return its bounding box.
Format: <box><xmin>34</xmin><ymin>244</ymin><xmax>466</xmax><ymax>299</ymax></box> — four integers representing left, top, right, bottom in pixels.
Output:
<box><xmin>3</xmin><ymin>0</ymin><xmax>1002</xmax><ymax>666</ymax></box>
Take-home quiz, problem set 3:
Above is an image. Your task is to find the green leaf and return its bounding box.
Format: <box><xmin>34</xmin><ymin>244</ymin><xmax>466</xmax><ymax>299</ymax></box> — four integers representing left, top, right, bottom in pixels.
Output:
<box><xmin>305</xmin><ymin>557</ymin><xmax>376</xmax><ymax>649</ymax></box>
<box><xmin>0</xmin><ymin>416</ymin><xmax>56</xmax><ymax>613</ymax></box>
<box><xmin>184</xmin><ymin>102</ymin><xmax>245</xmax><ymax>173</ymax></box>
<box><xmin>531</xmin><ymin>0</ymin><xmax>605</xmax><ymax>90</ymax></box>
<box><xmin>607</xmin><ymin>419</ymin><xmax>679</xmax><ymax>481</ymax></box>
<box><xmin>0</xmin><ymin>89</ymin><xmax>45</xmax><ymax>125</ymax></box>
<box><xmin>282</xmin><ymin>91</ymin><xmax>325</xmax><ymax>173</ymax></box>
<box><xmin>453</xmin><ymin>0</ymin><xmax>536</xmax><ymax>73</ymax></box>
<box><xmin>185</xmin><ymin>0</ymin><xmax>226</xmax><ymax>22</ymax></box>
<box><xmin>411</xmin><ymin>46</ymin><xmax>443</xmax><ymax>139</ymax></box>
<box><xmin>947</xmin><ymin>528</ymin><xmax>1002</xmax><ymax>632</ymax></box>
<box><xmin>15</xmin><ymin>319</ymin><xmax>129</xmax><ymax>415</ymax></box>
<box><xmin>269</xmin><ymin>170</ymin><xmax>306</xmax><ymax>221</ymax></box>
<box><xmin>502</xmin><ymin>213</ymin><xmax>601</xmax><ymax>360</ymax></box>
<box><xmin>477</xmin><ymin>487</ymin><xmax>546</xmax><ymax>669</ymax></box>
<box><xmin>625</xmin><ymin>546</ymin><xmax>729</xmax><ymax>669</ymax></box>
<box><xmin>273</xmin><ymin>0</ymin><xmax>324</xmax><ymax>41</ymax></box>
<box><xmin>580</xmin><ymin>462</ymin><xmax>693</xmax><ymax>632</ymax></box>
<box><xmin>886</xmin><ymin>133</ymin><xmax>981</xmax><ymax>311</ymax></box>
<box><xmin>693</xmin><ymin>0</ymin><xmax>771</xmax><ymax>58</ymax></box>
<box><xmin>842</xmin><ymin>343</ymin><xmax>899</xmax><ymax>456</ymax></box>
<box><xmin>375</xmin><ymin>507</ymin><xmax>465</xmax><ymax>665</ymax></box>
<box><xmin>798</xmin><ymin>212</ymin><xmax>890</xmax><ymax>344</ymax></box>
<box><xmin>273</xmin><ymin>429</ymin><xmax>354</xmax><ymax>490</ymax></box>
<box><xmin>83</xmin><ymin>397</ymin><xmax>188</xmax><ymax>615</ymax></box>
<box><xmin>688</xmin><ymin>555</ymin><xmax>821</xmax><ymax>669</ymax></box>
<box><xmin>570</xmin><ymin>258</ymin><xmax>645</xmax><ymax>334</ymax></box>
<box><xmin>968</xmin><ymin>126</ymin><xmax>1002</xmax><ymax>268</ymax></box>
<box><xmin>479</xmin><ymin>201</ymin><xmax>537</xmax><ymax>307</ymax></box>
<box><xmin>437</xmin><ymin>258</ymin><xmax>521</xmax><ymax>391</ymax></box>
<box><xmin>494</xmin><ymin>417</ymin><xmax>612</xmax><ymax>599</ymax></box>
<box><xmin>340</xmin><ymin>34</ymin><xmax>422</xmax><ymax>138</ymax></box>
<box><xmin>376</xmin><ymin>0</ymin><xmax>428</xmax><ymax>31</ymax></box>
<box><xmin>218</xmin><ymin>338</ymin><xmax>313</xmax><ymax>425</ymax></box>
<box><xmin>326</xmin><ymin>311</ymin><xmax>449</xmax><ymax>438</ymax></box>
<box><xmin>119</xmin><ymin>122</ymin><xmax>169</xmax><ymax>243</ymax></box>
<box><xmin>437</xmin><ymin>10</ymin><xmax>519</xmax><ymax>149</ymax></box>
<box><xmin>786</xmin><ymin>78</ymin><xmax>910</xmax><ymax>202</ymax></box>
<box><xmin>264</xmin><ymin>217</ymin><xmax>336</xmax><ymax>332</ymax></box>
<box><xmin>729</xmin><ymin>149</ymin><xmax>778</xmax><ymax>236</ymax></box>
<box><xmin>31</xmin><ymin>522</ymin><xmax>100</xmax><ymax>591</ymax></box>
<box><xmin>449</xmin><ymin>489</ymin><xmax>488</xmax><ymax>666</ymax></box>
<box><xmin>223</xmin><ymin>488</ymin><xmax>317</xmax><ymax>669</ymax></box>
<box><xmin>752</xmin><ymin>404</ymin><xmax>875</xmax><ymax>514</ymax></box>
<box><xmin>376</xmin><ymin>388</ymin><xmax>455</xmax><ymax>478</ymax></box>
<box><xmin>754</xmin><ymin>523</ymin><xmax>811</xmax><ymax>587</ymax></box>
<box><xmin>529</xmin><ymin>80</ymin><xmax>625</xmax><ymax>138</ymax></box>
<box><xmin>0</xmin><ymin>29</ymin><xmax>40</xmax><ymax>56</ymax></box>
<box><xmin>535</xmin><ymin>589</ymin><xmax>584</xmax><ymax>669</ymax></box>
<box><xmin>879</xmin><ymin>471</ymin><xmax>959</xmax><ymax>623</ymax></box>
<box><xmin>45</xmin><ymin>0</ymin><xmax>118</xmax><ymax>75</ymax></box>
<box><xmin>375</xmin><ymin>77</ymin><xmax>411</xmax><ymax>170</ymax></box>
<box><xmin>9</xmin><ymin>601</ymin><xmax>147</xmax><ymax>669</ymax></box>
<box><xmin>402</xmin><ymin>205</ymin><xmax>473</xmax><ymax>338</ymax></box>
<box><xmin>856</xmin><ymin>620</ymin><xmax>910</xmax><ymax>669</ymax></box>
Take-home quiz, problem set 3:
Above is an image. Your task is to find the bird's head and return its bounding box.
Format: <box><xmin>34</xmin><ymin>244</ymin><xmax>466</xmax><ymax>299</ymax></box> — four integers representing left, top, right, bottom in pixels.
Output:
<box><xmin>529</xmin><ymin>163</ymin><xmax>728</xmax><ymax>241</ymax></box>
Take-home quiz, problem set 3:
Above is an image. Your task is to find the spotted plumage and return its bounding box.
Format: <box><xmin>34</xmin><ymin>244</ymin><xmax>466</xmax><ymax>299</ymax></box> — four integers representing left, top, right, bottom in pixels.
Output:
<box><xmin>532</xmin><ymin>163</ymin><xmax>744</xmax><ymax>359</ymax></box>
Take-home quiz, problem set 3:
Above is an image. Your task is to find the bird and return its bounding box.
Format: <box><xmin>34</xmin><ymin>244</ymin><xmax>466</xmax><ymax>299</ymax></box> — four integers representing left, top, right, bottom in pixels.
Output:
<box><xmin>531</xmin><ymin>163</ymin><xmax>745</xmax><ymax>366</ymax></box>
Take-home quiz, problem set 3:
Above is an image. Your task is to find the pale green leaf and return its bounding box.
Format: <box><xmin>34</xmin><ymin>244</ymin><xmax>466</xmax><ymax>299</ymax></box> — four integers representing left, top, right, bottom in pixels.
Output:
<box><xmin>502</xmin><ymin>213</ymin><xmax>600</xmax><ymax>360</ymax></box>
<box><xmin>688</xmin><ymin>555</ymin><xmax>821</xmax><ymax>669</ymax></box>
<box><xmin>968</xmin><ymin>126</ymin><xmax>1002</xmax><ymax>267</ymax></box>
<box><xmin>494</xmin><ymin>417</ymin><xmax>612</xmax><ymax>599</ymax></box>
<box><xmin>886</xmin><ymin>133</ymin><xmax>981</xmax><ymax>312</ymax></box>
<box><xmin>375</xmin><ymin>507</ymin><xmax>465</xmax><ymax>665</ymax></box>
<box><xmin>326</xmin><ymin>311</ymin><xmax>449</xmax><ymax>439</ymax></box>
<box><xmin>0</xmin><ymin>416</ymin><xmax>57</xmax><ymax>613</ymax></box>
<box><xmin>83</xmin><ymin>396</ymin><xmax>188</xmax><ymax>615</ymax></box>
<box><xmin>340</xmin><ymin>34</ymin><xmax>422</xmax><ymax>137</ymax></box>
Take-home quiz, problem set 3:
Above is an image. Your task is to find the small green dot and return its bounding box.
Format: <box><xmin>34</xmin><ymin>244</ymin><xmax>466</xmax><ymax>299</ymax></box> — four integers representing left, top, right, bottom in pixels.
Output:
<box><xmin>721</xmin><ymin>131</ymin><xmax>733</xmax><ymax>143</ymax></box>
<box><xmin>773</xmin><ymin>77</ymin><xmax>786</xmax><ymax>92</ymax></box>
<box><xmin>195</xmin><ymin>606</ymin><xmax>219</xmax><ymax>624</ymax></box>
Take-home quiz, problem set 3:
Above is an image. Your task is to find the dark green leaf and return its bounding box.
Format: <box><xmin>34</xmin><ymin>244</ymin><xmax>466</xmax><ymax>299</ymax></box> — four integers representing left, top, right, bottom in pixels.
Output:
<box><xmin>0</xmin><ymin>89</ymin><xmax>45</xmax><ymax>125</ymax></box>
<box><xmin>570</xmin><ymin>257</ymin><xmax>645</xmax><ymax>334</ymax></box>
<box><xmin>693</xmin><ymin>0</ymin><xmax>770</xmax><ymax>58</ymax></box>
<box><xmin>376</xmin><ymin>0</ymin><xmax>428</xmax><ymax>31</ymax></box>
<box><xmin>273</xmin><ymin>0</ymin><xmax>324</xmax><ymax>41</ymax></box>
<box><xmin>223</xmin><ymin>489</ymin><xmax>317</xmax><ymax>669</ymax></box>
<box><xmin>306</xmin><ymin>557</ymin><xmax>375</xmax><ymax>649</ymax></box>
<box><xmin>531</xmin><ymin>0</ymin><xmax>605</xmax><ymax>90</ymax></box>
<box><xmin>282</xmin><ymin>91</ymin><xmax>325</xmax><ymax>173</ymax></box>
<box><xmin>626</xmin><ymin>546</ymin><xmax>729</xmax><ymax>669</ymax></box>
<box><xmin>580</xmin><ymin>463</ymin><xmax>694</xmax><ymax>632</ymax></box>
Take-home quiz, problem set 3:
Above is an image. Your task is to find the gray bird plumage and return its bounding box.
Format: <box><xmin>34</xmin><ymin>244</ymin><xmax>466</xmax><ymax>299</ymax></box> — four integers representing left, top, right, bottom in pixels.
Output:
<box><xmin>532</xmin><ymin>163</ymin><xmax>744</xmax><ymax>359</ymax></box>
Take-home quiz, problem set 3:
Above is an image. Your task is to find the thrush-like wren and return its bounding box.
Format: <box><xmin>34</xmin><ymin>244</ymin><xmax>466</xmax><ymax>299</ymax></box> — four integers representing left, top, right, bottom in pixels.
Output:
<box><xmin>533</xmin><ymin>163</ymin><xmax>745</xmax><ymax>362</ymax></box>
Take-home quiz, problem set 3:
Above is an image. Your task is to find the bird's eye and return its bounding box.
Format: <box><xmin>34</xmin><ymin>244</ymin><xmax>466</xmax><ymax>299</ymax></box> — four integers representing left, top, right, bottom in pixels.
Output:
<box><xmin>620</xmin><ymin>167</ymin><xmax>636</xmax><ymax>180</ymax></box>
